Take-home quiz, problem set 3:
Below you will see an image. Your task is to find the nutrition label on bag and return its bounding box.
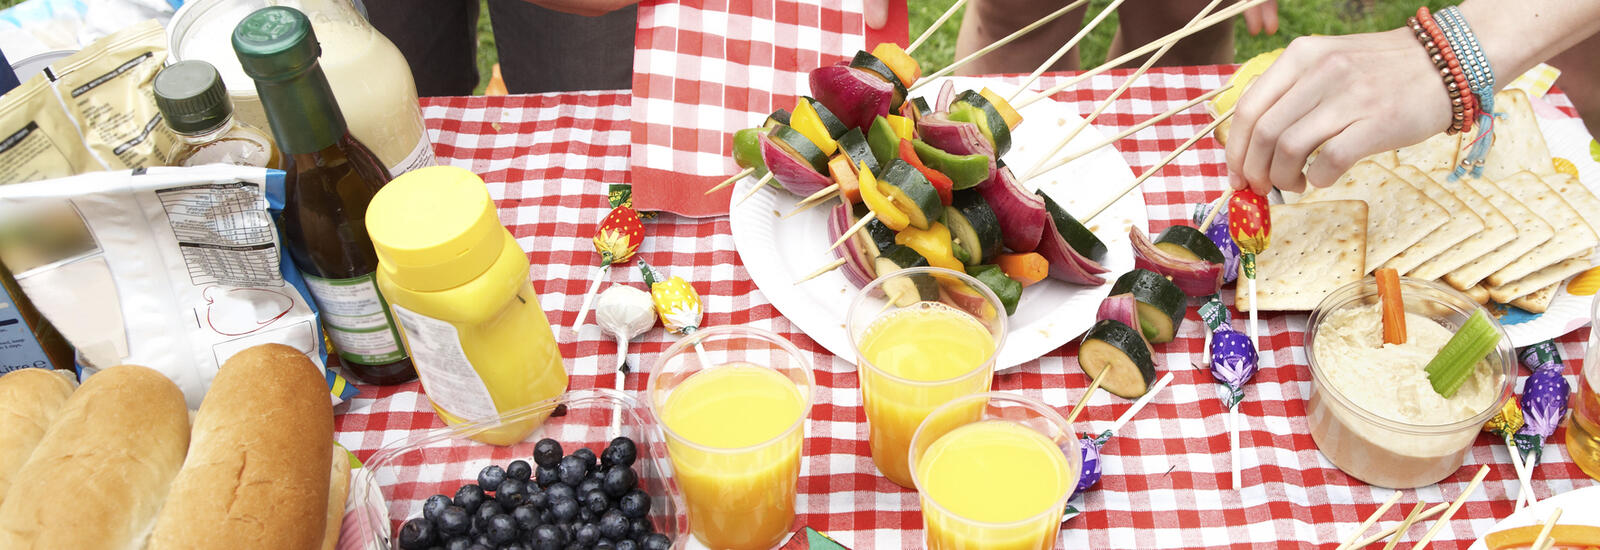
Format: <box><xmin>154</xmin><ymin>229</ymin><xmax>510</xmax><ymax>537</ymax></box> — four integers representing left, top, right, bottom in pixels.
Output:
<box><xmin>155</xmin><ymin>182</ymin><xmax>282</xmax><ymax>287</ymax></box>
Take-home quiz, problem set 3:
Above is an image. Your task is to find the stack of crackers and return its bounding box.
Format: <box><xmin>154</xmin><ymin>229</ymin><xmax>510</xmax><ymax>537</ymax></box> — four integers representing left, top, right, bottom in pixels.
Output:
<box><xmin>1245</xmin><ymin>89</ymin><xmax>1600</xmax><ymax>314</ymax></box>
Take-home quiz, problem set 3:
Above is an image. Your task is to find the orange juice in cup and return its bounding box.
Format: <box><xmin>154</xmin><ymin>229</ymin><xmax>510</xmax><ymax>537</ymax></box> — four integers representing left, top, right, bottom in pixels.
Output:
<box><xmin>849</xmin><ymin>267</ymin><xmax>1007</xmax><ymax>488</ymax></box>
<box><xmin>911</xmin><ymin>392</ymin><xmax>1082</xmax><ymax>550</ymax></box>
<box><xmin>648</xmin><ymin>326</ymin><xmax>813</xmax><ymax>550</ymax></box>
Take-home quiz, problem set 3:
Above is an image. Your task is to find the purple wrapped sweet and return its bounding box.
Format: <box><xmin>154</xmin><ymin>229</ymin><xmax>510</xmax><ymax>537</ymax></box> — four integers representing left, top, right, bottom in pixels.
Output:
<box><xmin>1210</xmin><ymin>325</ymin><xmax>1258</xmax><ymax>408</ymax></box>
<box><xmin>1194</xmin><ymin>201</ymin><xmax>1240</xmax><ymax>284</ymax></box>
<box><xmin>1076</xmin><ymin>434</ymin><xmax>1103</xmax><ymax>493</ymax></box>
<box><xmin>1514</xmin><ymin>364</ymin><xmax>1571</xmax><ymax>461</ymax></box>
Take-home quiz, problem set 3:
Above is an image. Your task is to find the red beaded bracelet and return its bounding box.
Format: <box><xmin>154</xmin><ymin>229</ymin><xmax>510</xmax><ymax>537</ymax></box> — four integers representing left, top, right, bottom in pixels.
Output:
<box><xmin>1418</xmin><ymin>7</ymin><xmax>1476</xmax><ymax>131</ymax></box>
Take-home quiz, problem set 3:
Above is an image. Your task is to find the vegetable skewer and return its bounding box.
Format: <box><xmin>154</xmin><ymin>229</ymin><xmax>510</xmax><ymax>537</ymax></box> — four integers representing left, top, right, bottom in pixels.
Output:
<box><xmin>1022</xmin><ymin>0</ymin><xmax>1224</xmax><ymax>179</ymax></box>
<box><xmin>1014</xmin><ymin>0</ymin><xmax>1272</xmax><ymax>109</ymax></box>
<box><xmin>1412</xmin><ymin>465</ymin><xmax>1490</xmax><ymax>550</ymax></box>
<box><xmin>733</xmin><ymin>173</ymin><xmax>777</xmax><ymax>207</ymax></box>
<box><xmin>1028</xmin><ymin>84</ymin><xmax>1229</xmax><ymax>180</ymax></box>
<box><xmin>1006</xmin><ymin>0</ymin><xmax>1127</xmax><ymax>103</ymax></box>
<box><xmin>1334</xmin><ymin>491</ymin><xmax>1403</xmax><ymax>550</ymax></box>
<box><xmin>705</xmin><ymin>167</ymin><xmax>755</xmax><ymax>195</ymax></box>
<box><xmin>907</xmin><ymin>0</ymin><xmax>966</xmax><ymax>54</ymax></box>
<box><xmin>1082</xmin><ymin>109</ymin><xmax>1233</xmax><ymax>224</ymax></box>
<box><xmin>910</xmin><ymin>0</ymin><xmax>1091</xmax><ymax>91</ymax></box>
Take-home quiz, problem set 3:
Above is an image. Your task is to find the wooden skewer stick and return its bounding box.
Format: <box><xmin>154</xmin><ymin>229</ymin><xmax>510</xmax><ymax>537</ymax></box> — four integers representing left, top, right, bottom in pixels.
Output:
<box><xmin>783</xmin><ymin>190</ymin><xmax>839</xmax><ymax>219</ymax></box>
<box><xmin>1015</xmin><ymin>0</ymin><xmax>1270</xmax><ymax>109</ymax></box>
<box><xmin>1022</xmin><ymin>0</ymin><xmax>1224</xmax><ymax>179</ymax></box>
<box><xmin>907</xmin><ymin>0</ymin><xmax>967</xmax><ymax>54</ymax></box>
<box><xmin>1335</xmin><ymin>492</ymin><xmax>1403</xmax><ymax>550</ymax></box>
<box><xmin>705</xmin><ymin>167</ymin><xmax>756</xmax><ymax>195</ymax></box>
<box><xmin>1351</xmin><ymin>503</ymin><xmax>1447</xmax><ymax>549</ymax></box>
<box><xmin>1065</xmin><ymin>366</ymin><xmax>1109</xmax><ymax>425</ymax></box>
<box><xmin>1082</xmin><ymin>109</ymin><xmax>1233</xmax><ymax>224</ymax></box>
<box><xmin>1380</xmin><ymin>502</ymin><xmax>1430</xmax><ymax>550</ymax></box>
<box><xmin>1198</xmin><ymin>187</ymin><xmax>1234</xmax><ymax>233</ymax></box>
<box><xmin>1507</xmin><ymin>439</ymin><xmax>1533</xmax><ymax>510</ymax></box>
<box><xmin>1007</xmin><ymin>0</ymin><xmax>1127</xmax><ymax>103</ymax></box>
<box><xmin>1412</xmin><ymin>465</ymin><xmax>1491</xmax><ymax>550</ymax></box>
<box><xmin>792</xmin><ymin>183</ymin><xmax>840</xmax><ymax>210</ymax></box>
<box><xmin>909</xmin><ymin>0</ymin><xmax>1091</xmax><ymax>92</ymax></box>
<box><xmin>733</xmin><ymin>172</ymin><xmax>776</xmax><ymax>207</ymax></box>
<box><xmin>1029</xmin><ymin>85</ymin><xmax>1228</xmax><ymax>179</ymax></box>
<box><xmin>795</xmin><ymin>258</ymin><xmax>847</xmax><ymax>284</ymax></box>
<box><xmin>1529</xmin><ymin>507</ymin><xmax>1564</xmax><ymax>550</ymax></box>
<box><xmin>827</xmin><ymin>196</ymin><xmax>895</xmax><ymax>252</ymax></box>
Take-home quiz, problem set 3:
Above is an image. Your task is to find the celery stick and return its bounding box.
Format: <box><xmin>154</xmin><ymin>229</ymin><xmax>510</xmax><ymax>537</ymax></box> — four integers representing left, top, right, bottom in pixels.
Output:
<box><xmin>1423</xmin><ymin>310</ymin><xmax>1501</xmax><ymax>398</ymax></box>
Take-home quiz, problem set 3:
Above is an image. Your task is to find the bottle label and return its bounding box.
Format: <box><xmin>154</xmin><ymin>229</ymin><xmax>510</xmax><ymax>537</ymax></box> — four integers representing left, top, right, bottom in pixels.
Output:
<box><xmin>301</xmin><ymin>272</ymin><xmax>406</xmax><ymax>365</ymax></box>
<box><xmin>389</xmin><ymin>304</ymin><xmax>499</xmax><ymax>421</ymax></box>
<box><xmin>388</xmin><ymin>134</ymin><xmax>436</xmax><ymax>177</ymax></box>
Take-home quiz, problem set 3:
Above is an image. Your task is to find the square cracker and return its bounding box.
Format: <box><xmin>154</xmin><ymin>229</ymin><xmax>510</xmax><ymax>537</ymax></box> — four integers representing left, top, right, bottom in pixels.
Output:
<box><xmin>1486</xmin><ymin>172</ymin><xmax>1598</xmax><ymax>286</ymax></box>
<box><xmin>1409</xmin><ymin>173</ymin><xmax>1516</xmax><ymax>281</ymax></box>
<box><xmin>1300</xmin><ymin>161</ymin><xmax>1449</xmax><ymax>273</ymax></box>
<box><xmin>1481</xmin><ymin>89</ymin><xmax>1556</xmax><ymax>182</ymax></box>
<box><xmin>1545</xmin><ymin>173</ymin><xmax>1600</xmax><ymax>235</ymax></box>
<box><xmin>1396</xmin><ymin>132</ymin><xmax>1462</xmax><ymax>173</ymax></box>
<box><xmin>1509</xmin><ymin>282</ymin><xmax>1560</xmax><ymax>313</ymax></box>
<box><xmin>1488</xmin><ymin>257</ymin><xmax>1590</xmax><ymax>303</ymax></box>
<box><xmin>1383</xmin><ymin>166</ymin><xmax>1485</xmax><ymax>275</ymax></box>
<box><xmin>1443</xmin><ymin>176</ymin><xmax>1555</xmax><ymax>290</ymax></box>
<box><xmin>1239</xmin><ymin>200</ymin><xmax>1367</xmax><ymax>312</ymax></box>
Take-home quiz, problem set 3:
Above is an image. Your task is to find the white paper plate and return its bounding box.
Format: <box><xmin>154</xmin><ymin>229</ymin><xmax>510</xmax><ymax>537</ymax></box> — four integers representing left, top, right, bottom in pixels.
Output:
<box><xmin>730</xmin><ymin>76</ymin><xmax>1145</xmax><ymax>370</ymax></box>
<box><xmin>1465</xmin><ymin>485</ymin><xmax>1600</xmax><ymax>550</ymax></box>
<box><xmin>1496</xmin><ymin>95</ymin><xmax>1600</xmax><ymax>347</ymax></box>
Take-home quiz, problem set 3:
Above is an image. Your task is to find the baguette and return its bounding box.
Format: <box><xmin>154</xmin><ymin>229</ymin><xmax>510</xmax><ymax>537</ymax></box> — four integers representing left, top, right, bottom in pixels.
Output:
<box><xmin>0</xmin><ymin>365</ymin><xmax>190</xmax><ymax>549</ymax></box>
<box><xmin>323</xmin><ymin>446</ymin><xmax>353</xmax><ymax>550</ymax></box>
<box><xmin>148</xmin><ymin>343</ymin><xmax>333</xmax><ymax>550</ymax></box>
<box><xmin>0</xmin><ymin>368</ymin><xmax>77</xmax><ymax>507</ymax></box>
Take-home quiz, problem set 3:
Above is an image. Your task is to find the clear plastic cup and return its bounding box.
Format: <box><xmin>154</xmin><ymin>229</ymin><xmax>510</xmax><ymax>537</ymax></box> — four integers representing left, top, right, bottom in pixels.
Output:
<box><xmin>910</xmin><ymin>392</ymin><xmax>1082</xmax><ymax>550</ymax></box>
<box><xmin>1568</xmin><ymin>294</ymin><xmax>1600</xmax><ymax>480</ymax></box>
<box><xmin>847</xmin><ymin>266</ymin><xmax>1008</xmax><ymax>488</ymax></box>
<box><xmin>647</xmin><ymin>326</ymin><xmax>814</xmax><ymax>550</ymax></box>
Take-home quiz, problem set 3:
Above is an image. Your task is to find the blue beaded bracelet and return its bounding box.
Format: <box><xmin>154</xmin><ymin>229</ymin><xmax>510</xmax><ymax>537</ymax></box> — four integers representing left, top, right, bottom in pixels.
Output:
<box><xmin>1437</xmin><ymin>6</ymin><xmax>1495</xmax><ymax>179</ymax></box>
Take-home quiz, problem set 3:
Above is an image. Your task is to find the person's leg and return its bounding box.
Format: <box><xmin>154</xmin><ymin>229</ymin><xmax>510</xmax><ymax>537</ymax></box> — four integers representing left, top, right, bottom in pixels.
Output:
<box><xmin>1547</xmin><ymin>32</ymin><xmax>1600</xmax><ymax>134</ymax></box>
<box><xmin>488</xmin><ymin>0</ymin><xmax>637</xmax><ymax>94</ymax></box>
<box><xmin>954</xmin><ymin>0</ymin><xmax>1086</xmax><ymax>76</ymax></box>
<box><xmin>365</xmin><ymin>0</ymin><xmax>480</xmax><ymax>97</ymax></box>
<box><xmin>1108</xmin><ymin>0</ymin><xmax>1234</xmax><ymax>68</ymax></box>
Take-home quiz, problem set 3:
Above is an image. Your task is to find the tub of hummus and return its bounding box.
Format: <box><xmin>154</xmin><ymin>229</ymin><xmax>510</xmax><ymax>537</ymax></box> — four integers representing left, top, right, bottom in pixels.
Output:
<box><xmin>1306</xmin><ymin>277</ymin><xmax>1514</xmax><ymax>489</ymax></box>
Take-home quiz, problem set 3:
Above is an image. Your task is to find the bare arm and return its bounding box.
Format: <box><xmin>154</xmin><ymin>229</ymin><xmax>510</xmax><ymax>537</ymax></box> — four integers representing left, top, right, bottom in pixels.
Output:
<box><xmin>521</xmin><ymin>0</ymin><xmax>640</xmax><ymax>17</ymax></box>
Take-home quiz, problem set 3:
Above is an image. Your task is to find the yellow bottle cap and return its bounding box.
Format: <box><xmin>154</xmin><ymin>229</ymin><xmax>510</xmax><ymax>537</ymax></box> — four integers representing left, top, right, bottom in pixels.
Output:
<box><xmin>366</xmin><ymin>165</ymin><xmax>506</xmax><ymax>292</ymax></box>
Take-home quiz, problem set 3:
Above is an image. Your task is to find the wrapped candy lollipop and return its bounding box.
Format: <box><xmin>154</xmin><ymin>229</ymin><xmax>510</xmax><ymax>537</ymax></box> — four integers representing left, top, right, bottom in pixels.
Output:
<box><xmin>640</xmin><ymin>260</ymin><xmax>703</xmax><ymax>336</ymax></box>
<box><xmin>1199</xmin><ymin>295</ymin><xmax>1258</xmax><ymax>490</ymax></box>
<box><xmin>1515</xmin><ymin>341</ymin><xmax>1572</xmax><ymax>465</ymax></box>
<box><xmin>1227</xmin><ymin>189</ymin><xmax>1271</xmax><ymax>353</ymax></box>
<box><xmin>572</xmin><ymin>205</ymin><xmax>645</xmax><ymax>333</ymax></box>
<box><xmin>1060</xmin><ymin>373</ymin><xmax>1175</xmax><ymax>521</ymax></box>
<box><xmin>595</xmin><ymin>285</ymin><xmax>656</xmax><ymax>374</ymax></box>
<box><xmin>1192</xmin><ymin>199</ymin><xmax>1240</xmax><ymax>285</ymax></box>
<box><xmin>1482</xmin><ymin>398</ymin><xmax>1535</xmax><ymax>509</ymax></box>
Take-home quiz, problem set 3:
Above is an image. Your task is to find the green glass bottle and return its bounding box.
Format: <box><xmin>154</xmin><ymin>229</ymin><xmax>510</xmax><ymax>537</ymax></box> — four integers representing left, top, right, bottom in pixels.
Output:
<box><xmin>233</xmin><ymin>6</ymin><xmax>415</xmax><ymax>385</ymax></box>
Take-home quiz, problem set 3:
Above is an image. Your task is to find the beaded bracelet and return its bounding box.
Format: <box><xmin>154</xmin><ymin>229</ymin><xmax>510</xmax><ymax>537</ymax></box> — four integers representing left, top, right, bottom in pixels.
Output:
<box><xmin>1407</xmin><ymin>16</ymin><xmax>1473</xmax><ymax>134</ymax></box>
<box><xmin>1433</xmin><ymin>5</ymin><xmax>1496</xmax><ymax>178</ymax></box>
<box><xmin>1417</xmin><ymin>8</ymin><xmax>1476</xmax><ymax>133</ymax></box>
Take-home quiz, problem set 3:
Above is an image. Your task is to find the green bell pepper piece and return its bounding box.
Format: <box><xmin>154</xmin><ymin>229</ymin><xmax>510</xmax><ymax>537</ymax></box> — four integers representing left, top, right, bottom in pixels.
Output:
<box><xmin>732</xmin><ymin>127</ymin><xmax>769</xmax><ymax>178</ymax></box>
<box><xmin>912</xmin><ymin>140</ymin><xmax>992</xmax><ymax>190</ymax></box>
<box><xmin>966</xmin><ymin>264</ymin><xmax>1022</xmax><ymax>315</ymax></box>
<box><xmin>867</xmin><ymin>116</ymin><xmax>900</xmax><ymax>170</ymax></box>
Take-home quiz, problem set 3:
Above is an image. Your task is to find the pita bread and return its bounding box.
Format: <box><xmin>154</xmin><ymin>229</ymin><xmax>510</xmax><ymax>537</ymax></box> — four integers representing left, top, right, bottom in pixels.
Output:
<box><xmin>1300</xmin><ymin>161</ymin><xmax>1449</xmax><ymax>273</ymax></box>
<box><xmin>1383</xmin><ymin>166</ymin><xmax>1485</xmax><ymax>275</ymax></box>
<box><xmin>1545</xmin><ymin>173</ymin><xmax>1600</xmax><ymax>235</ymax></box>
<box><xmin>1485</xmin><ymin>172</ymin><xmax>1598</xmax><ymax>286</ymax></box>
<box><xmin>1443</xmin><ymin>176</ymin><xmax>1554</xmax><ymax>290</ymax></box>
<box><xmin>1508</xmin><ymin>283</ymin><xmax>1560</xmax><ymax>313</ymax></box>
<box><xmin>1481</xmin><ymin>89</ymin><xmax>1556</xmax><ymax>182</ymax></box>
<box><xmin>1409</xmin><ymin>172</ymin><xmax>1516</xmax><ymax>281</ymax></box>
<box><xmin>1240</xmin><ymin>200</ymin><xmax>1367</xmax><ymax>312</ymax></box>
<box><xmin>1395</xmin><ymin>132</ymin><xmax>1462</xmax><ymax>173</ymax></box>
<box><xmin>1487</xmin><ymin>257</ymin><xmax>1589</xmax><ymax>303</ymax></box>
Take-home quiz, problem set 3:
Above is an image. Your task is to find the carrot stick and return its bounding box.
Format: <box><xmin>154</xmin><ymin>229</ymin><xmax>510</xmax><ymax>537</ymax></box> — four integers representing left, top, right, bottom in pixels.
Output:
<box><xmin>996</xmin><ymin>252</ymin><xmax>1048</xmax><ymax>287</ymax></box>
<box><xmin>1376</xmin><ymin>268</ymin><xmax>1406</xmax><ymax>345</ymax></box>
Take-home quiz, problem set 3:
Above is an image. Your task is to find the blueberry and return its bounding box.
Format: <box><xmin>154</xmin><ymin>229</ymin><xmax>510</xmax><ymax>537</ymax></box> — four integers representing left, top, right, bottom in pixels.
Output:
<box><xmin>574</xmin><ymin>523</ymin><xmax>601</xmax><ymax>545</ymax></box>
<box><xmin>629</xmin><ymin>517</ymin><xmax>653</xmax><ymax>538</ymax></box>
<box><xmin>444</xmin><ymin>536</ymin><xmax>472</xmax><ymax>550</ymax></box>
<box><xmin>615</xmin><ymin>540</ymin><xmax>638</xmax><ymax>550</ymax></box>
<box><xmin>533</xmin><ymin>439</ymin><xmax>563</xmax><ymax>467</ymax></box>
<box><xmin>557</xmin><ymin>456</ymin><xmax>587</xmax><ymax>487</ymax></box>
<box><xmin>453</xmin><ymin>484</ymin><xmax>487</xmax><ymax>513</ymax></box>
<box><xmin>472</xmin><ymin>501</ymin><xmax>502</xmax><ymax>532</ymax></box>
<box><xmin>579</xmin><ymin>508</ymin><xmax>596</xmax><ymax>523</ymax></box>
<box><xmin>525</xmin><ymin>488</ymin><xmax>548</xmax><ymax>511</ymax></box>
<box><xmin>512</xmin><ymin>503</ymin><xmax>541</xmax><ymax>531</ymax></box>
<box><xmin>535</xmin><ymin>465</ymin><xmax>560</xmax><ymax>487</ymax></box>
<box><xmin>562</xmin><ymin>544</ymin><xmax>584</xmax><ymax>550</ymax></box>
<box><xmin>549</xmin><ymin>496</ymin><xmax>580</xmax><ymax>522</ymax></box>
<box><xmin>472</xmin><ymin>464</ymin><xmax>504</xmax><ymax>491</ymax></box>
<box><xmin>423</xmin><ymin>494</ymin><xmax>453</xmax><ymax>523</ymax></box>
<box><xmin>502</xmin><ymin>543</ymin><xmax>529</xmax><ymax>550</ymax></box>
<box><xmin>602</xmin><ymin>437</ymin><xmax>638</xmax><ymax>467</ymax></box>
<box><xmin>437</xmin><ymin>505</ymin><xmax>471</xmax><ymax>535</ymax></box>
<box><xmin>545</xmin><ymin>483</ymin><xmax>576</xmax><ymax>504</ymax></box>
<box><xmin>571</xmin><ymin>448</ymin><xmax>598</xmax><ymax>471</ymax></box>
<box><xmin>602</xmin><ymin>466</ymin><xmax>637</xmax><ymax>497</ymax></box>
<box><xmin>486</xmin><ymin>514</ymin><xmax>518</xmax><ymax>544</ymax></box>
<box><xmin>642</xmin><ymin>533</ymin><xmax>672</xmax><ymax>550</ymax></box>
<box><xmin>474</xmin><ymin>534</ymin><xmax>493</xmax><ymax>546</ymax></box>
<box><xmin>598</xmin><ymin>510</ymin><xmax>630</xmax><ymax>541</ymax></box>
<box><xmin>617</xmin><ymin>489</ymin><xmax>651</xmax><ymax>519</ymax></box>
<box><xmin>466</xmin><ymin>544</ymin><xmax>492</xmax><ymax>550</ymax></box>
<box><xmin>496</xmin><ymin>478</ymin><xmax>528</xmax><ymax>507</ymax></box>
<box><xmin>530</xmin><ymin>524</ymin><xmax>564</xmax><ymax>550</ymax></box>
<box><xmin>576</xmin><ymin>476</ymin><xmax>603</xmax><ymax>497</ymax></box>
<box><xmin>507</xmin><ymin>459</ymin><xmax>533</xmax><ymax>482</ymax></box>
<box><xmin>398</xmin><ymin>518</ymin><xmax>436</xmax><ymax>549</ymax></box>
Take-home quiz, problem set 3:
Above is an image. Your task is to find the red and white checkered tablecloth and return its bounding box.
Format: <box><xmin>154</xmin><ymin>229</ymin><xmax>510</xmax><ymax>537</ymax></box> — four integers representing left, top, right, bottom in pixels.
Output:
<box><xmin>334</xmin><ymin>73</ymin><xmax>1596</xmax><ymax>549</ymax></box>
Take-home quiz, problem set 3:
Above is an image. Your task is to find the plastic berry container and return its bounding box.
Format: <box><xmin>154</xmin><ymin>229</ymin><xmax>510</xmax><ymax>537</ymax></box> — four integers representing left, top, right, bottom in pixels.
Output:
<box><xmin>348</xmin><ymin>388</ymin><xmax>687</xmax><ymax>548</ymax></box>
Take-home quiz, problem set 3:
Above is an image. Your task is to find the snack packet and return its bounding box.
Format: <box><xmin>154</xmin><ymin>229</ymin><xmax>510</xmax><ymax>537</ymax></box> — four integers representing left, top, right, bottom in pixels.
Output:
<box><xmin>0</xmin><ymin>165</ymin><xmax>354</xmax><ymax>406</ymax></box>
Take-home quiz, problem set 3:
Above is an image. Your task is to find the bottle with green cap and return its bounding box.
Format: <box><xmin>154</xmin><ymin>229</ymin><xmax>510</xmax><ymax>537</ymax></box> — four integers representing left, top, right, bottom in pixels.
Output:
<box><xmin>233</xmin><ymin>5</ymin><xmax>414</xmax><ymax>385</ymax></box>
<box><xmin>154</xmin><ymin>59</ymin><xmax>282</xmax><ymax>169</ymax></box>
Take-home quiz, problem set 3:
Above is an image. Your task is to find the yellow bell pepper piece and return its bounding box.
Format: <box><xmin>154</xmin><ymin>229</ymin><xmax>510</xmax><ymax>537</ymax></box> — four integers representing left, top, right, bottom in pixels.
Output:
<box><xmin>871</xmin><ymin>43</ymin><xmax>921</xmax><ymax>88</ymax></box>
<box><xmin>895</xmin><ymin>222</ymin><xmax>963</xmax><ymax>272</ymax></box>
<box><xmin>858</xmin><ymin>161</ymin><xmax>909</xmax><ymax>231</ymax></box>
<box><xmin>978</xmin><ymin>88</ymin><xmax>1023</xmax><ymax>130</ymax></box>
<box><xmin>790</xmin><ymin>99</ymin><xmax>838</xmax><ymax>156</ymax></box>
<box><xmin>886</xmin><ymin>115</ymin><xmax>914</xmax><ymax>141</ymax></box>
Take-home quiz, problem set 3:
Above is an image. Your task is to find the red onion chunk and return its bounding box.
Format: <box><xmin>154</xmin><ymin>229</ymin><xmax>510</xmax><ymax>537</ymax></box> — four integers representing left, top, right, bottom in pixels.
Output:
<box><xmin>809</xmin><ymin>64</ymin><xmax>893</xmax><ymax>131</ymax></box>
<box><xmin>1129</xmin><ymin>227</ymin><xmax>1222</xmax><ymax>296</ymax></box>
<box><xmin>1036</xmin><ymin>212</ymin><xmax>1105</xmax><ymax>286</ymax></box>
<box><xmin>915</xmin><ymin>112</ymin><xmax>994</xmax><ymax>159</ymax></box>
<box><xmin>828</xmin><ymin>203</ymin><xmax>875</xmax><ymax>288</ymax></box>
<box><xmin>976</xmin><ymin>166</ymin><xmax>1046</xmax><ymax>253</ymax></box>
<box><xmin>1097</xmin><ymin>293</ymin><xmax>1155</xmax><ymax>355</ymax></box>
<box><xmin>759</xmin><ymin>133</ymin><xmax>833</xmax><ymax>197</ymax></box>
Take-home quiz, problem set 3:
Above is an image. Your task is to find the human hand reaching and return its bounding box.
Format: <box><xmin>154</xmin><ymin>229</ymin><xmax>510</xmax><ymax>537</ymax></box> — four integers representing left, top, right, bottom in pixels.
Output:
<box><xmin>1224</xmin><ymin>29</ymin><xmax>1452</xmax><ymax>195</ymax></box>
<box><xmin>1243</xmin><ymin>1</ymin><xmax>1279</xmax><ymax>36</ymax></box>
<box><xmin>865</xmin><ymin>0</ymin><xmax>889</xmax><ymax>29</ymax></box>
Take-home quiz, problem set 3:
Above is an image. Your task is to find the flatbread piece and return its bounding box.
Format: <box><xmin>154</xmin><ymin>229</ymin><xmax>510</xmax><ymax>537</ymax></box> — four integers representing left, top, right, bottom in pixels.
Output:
<box><xmin>1481</xmin><ymin>89</ymin><xmax>1556</xmax><ymax>182</ymax></box>
<box><xmin>1300</xmin><ymin>161</ymin><xmax>1449</xmax><ymax>273</ymax></box>
<box><xmin>1544</xmin><ymin>173</ymin><xmax>1600</xmax><ymax>235</ymax></box>
<box><xmin>1508</xmin><ymin>283</ymin><xmax>1560</xmax><ymax>314</ymax></box>
<box><xmin>1487</xmin><ymin>257</ymin><xmax>1590</xmax><ymax>303</ymax></box>
<box><xmin>1486</xmin><ymin>172</ymin><xmax>1598</xmax><ymax>286</ymax></box>
<box><xmin>1395</xmin><ymin>131</ymin><xmax>1461</xmax><ymax>173</ymax></box>
<box><xmin>1239</xmin><ymin>200</ymin><xmax>1367</xmax><ymax>312</ymax></box>
<box><xmin>1409</xmin><ymin>172</ymin><xmax>1516</xmax><ymax>281</ymax></box>
<box><xmin>1443</xmin><ymin>176</ymin><xmax>1554</xmax><ymax>290</ymax></box>
<box><xmin>1383</xmin><ymin>165</ymin><xmax>1485</xmax><ymax>275</ymax></box>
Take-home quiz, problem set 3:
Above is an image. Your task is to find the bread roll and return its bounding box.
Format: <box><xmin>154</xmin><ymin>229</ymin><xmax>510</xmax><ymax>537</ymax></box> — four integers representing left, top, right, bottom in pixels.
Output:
<box><xmin>0</xmin><ymin>368</ymin><xmax>77</xmax><ymax>507</ymax></box>
<box><xmin>148</xmin><ymin>344</ymin><xmax>333</xmax><ymax>550</ymax></box>
<box><xmin>0</xmin><ymin>365</ymin><xmax>190</xmax><ymax>549</ymax></box>
<box><xmin>323</xmin><ymin>446</ymin><xmax>353</xmax><ymax>550</ymax></box>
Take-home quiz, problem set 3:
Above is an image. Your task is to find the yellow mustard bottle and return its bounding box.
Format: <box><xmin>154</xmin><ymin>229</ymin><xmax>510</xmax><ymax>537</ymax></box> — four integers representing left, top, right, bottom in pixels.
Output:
<box><xmin>366</xmin><ymin>165</ymin><xmax>568</xmax><ymax>445</ymax></box>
